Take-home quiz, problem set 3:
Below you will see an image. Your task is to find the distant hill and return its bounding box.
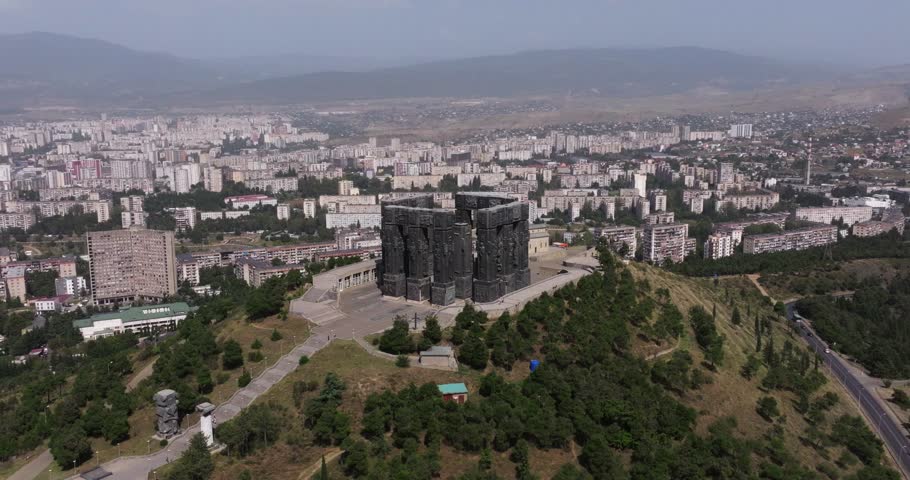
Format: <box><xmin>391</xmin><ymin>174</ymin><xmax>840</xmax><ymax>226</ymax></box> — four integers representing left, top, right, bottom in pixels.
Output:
<box><xmin>0</xmin><ymin>34</ymin><xmax>894</xmax><ymax>109</ymax></box>
<box><xmin>194</xmin><ymin>47</ymin><xmax>835</xmax><ymax>104</ymax></box>
<box><xmin>0</xmin><ymin>32</ymin><xmax>223</xmax><ymax>106</ymax></box>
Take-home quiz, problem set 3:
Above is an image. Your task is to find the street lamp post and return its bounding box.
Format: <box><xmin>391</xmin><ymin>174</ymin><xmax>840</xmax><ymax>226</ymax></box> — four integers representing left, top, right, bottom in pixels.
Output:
<box><xmin>147</xmin><ymin>439</ymin><xmax>150</xmax><ymax>455</ymax></box>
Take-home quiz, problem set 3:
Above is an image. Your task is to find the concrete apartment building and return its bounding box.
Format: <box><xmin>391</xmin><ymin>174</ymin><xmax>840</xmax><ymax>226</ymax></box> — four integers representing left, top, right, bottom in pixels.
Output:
<box><xmin>743</xmin><ymin>224</ymin><xmax>838</xmax><ymax>255</ymax></box>
<box><xmin>0</xmin><ymin>212</ymin><xmax>36</xmax><ymax>231</ymax></box>
<box><xmin>87</xmin><ymin>227</ymin><xmax>177</xmax><ymax>305</ymax></box>
<box><xmin>234</xmin><ymin>258</ymin><xmax>301</xmax><ymax>287</ymax></box>
<box><xmin>595</xmin><ymin>225</ymin><xmax>637</xmax><ymax>258</ymax></box>
<box><xmin>853</xmin><ymin>208</ymin><xmax>906</xmax><ymax>237</ymax></box>
<box><xmin>643</xmin><ymin>223</ymin><xmax>690</xmax><ymax>264</ymax></box>
<box><xmin>277</xmin><ymin>203</ymin><xmax>290</xmax><ymax>220</ymax></box>
<box><xmin>795</xmin><ymin>206</ymin><xmax>874</xmax><ymax>226</ymax></box>
<box><xmin>704</xmin><ymin>232</ymin><xmax>735</xmax><ymax>260</ymax></box>
<box><xmin>719</xmin><ymin>190</ymin><xmax>779</xmax><ymax>211</ymax></box>
<box><xmin>302</xmin><ymin>199</ymin><xmax>317</xmax><ymax>218</ymax></box>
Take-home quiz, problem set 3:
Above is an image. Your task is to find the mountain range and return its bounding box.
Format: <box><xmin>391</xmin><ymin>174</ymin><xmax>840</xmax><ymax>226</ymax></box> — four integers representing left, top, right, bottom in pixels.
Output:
<box><xmin>0</xmin><ymin>32</ymin><xmax>907</xmax><ymax>109</ymax></box>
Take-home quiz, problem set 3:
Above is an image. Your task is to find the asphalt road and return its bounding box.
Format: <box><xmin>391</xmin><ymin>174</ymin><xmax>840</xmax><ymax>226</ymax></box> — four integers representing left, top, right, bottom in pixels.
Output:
<box><xmin>787</xmin><ymin>304</ymin><xmax>910</xmax><ymax>478</ymax></box>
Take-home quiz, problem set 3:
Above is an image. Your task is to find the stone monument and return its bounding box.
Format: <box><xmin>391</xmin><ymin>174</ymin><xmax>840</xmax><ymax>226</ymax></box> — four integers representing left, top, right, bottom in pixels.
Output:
<box><xmin>154</xmin><ymin>389</ymin><xmax>179</xmax><ymax>438</ymax></box>
<box><xmin>379</xmin><ymin>193</ymin><xmax>529</xmax><ymax>305</ymax></box>
<box><xmin>196</xmin><ymin>402</ymin><xmax>216</xmax><ymax>447</ymax></box>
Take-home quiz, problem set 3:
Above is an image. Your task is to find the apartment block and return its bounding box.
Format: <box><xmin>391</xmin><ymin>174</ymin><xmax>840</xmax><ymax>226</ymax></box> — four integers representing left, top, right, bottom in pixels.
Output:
<box><xmin>743</xmin><ymin>225</ymin><xmax>838</xmax><ymax>255</ymax></box>
<box><xmin>277</xmin><ymin>203</ymin><xmax>291</xmax><ymax>220</ymax></box>
<box><xmin>0</xmin><ymin>212</ymin><xmax>36</xmax><ymax>231</ymax></box>
<box><xmin>595</xmin><ymin>225</ymin><xmax>637</xmax><ymax>258</ymax></box>
<box><xmin>795</xmin><ymin>206</ymin><xmax>874</xmax><ymax>226</ymax></box>
<box><xmin>87</xmin><ymin>227</ymin><xmax>177</xmax><ymax>305</ymax></box>
<box><xmin>704</xmin><ymin>232</ymin><xmax>735</xmax><ymax>260</ymax></box>
<box><xmin>121</xmin><ymin>211</ymin><xmax>148</xmax><ymax>228</ymax></box>
<box><xmin>720</xmin><ymin>190</ymin><xmax>779</xmax><ymax>211</ymax></box>
<box><xmin>643</xmin><ymin>223</ymin><xmax>690</xmax><ymax>264</ymax></box>
<box><xmin>853</xmin><ymin>209</ymin><xmax>906</xmax><ymax>237</ymax></box>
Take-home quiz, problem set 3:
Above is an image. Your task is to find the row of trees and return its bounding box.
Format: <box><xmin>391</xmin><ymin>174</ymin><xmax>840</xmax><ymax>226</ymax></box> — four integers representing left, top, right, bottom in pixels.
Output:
<box><xmin>672</xmin><ymin>229</ymin><xmax>910</xmax><ymax>277</ymax></box>
<box><xmin>797</xmin><ymin>273</ymin><xmax>910</xmax><ymax>378</ymax></box>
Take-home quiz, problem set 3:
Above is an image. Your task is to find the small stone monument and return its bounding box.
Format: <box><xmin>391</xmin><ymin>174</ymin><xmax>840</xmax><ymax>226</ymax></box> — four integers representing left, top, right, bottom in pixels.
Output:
<box><xmin>196</xmin><ymin>402</ymin><xmax>216</xmax><ymax>447</ymax></box>
<box><xmin>154</xmin><ymin>389</ymin><xmax>179</xmax><ymax>438</ymax></box>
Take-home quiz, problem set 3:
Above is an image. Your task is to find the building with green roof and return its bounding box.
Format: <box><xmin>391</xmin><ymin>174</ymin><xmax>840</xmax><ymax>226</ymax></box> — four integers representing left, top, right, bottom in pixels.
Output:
<box><xmin>74</xmin><ymin>302</ymin><xmax>193</xmax><ymax>340</ymax></box>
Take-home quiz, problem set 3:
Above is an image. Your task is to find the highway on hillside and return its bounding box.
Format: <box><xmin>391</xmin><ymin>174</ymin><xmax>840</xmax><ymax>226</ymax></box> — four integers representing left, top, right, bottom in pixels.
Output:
<box><xmin>787</xmin><ymin>304</ymin><xmax>910</xmax><ymax>479</ymax></box>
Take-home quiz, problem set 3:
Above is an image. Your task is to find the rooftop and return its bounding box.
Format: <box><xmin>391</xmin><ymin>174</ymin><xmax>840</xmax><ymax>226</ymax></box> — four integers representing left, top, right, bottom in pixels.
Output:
<box><xmin>437</xmin><ymin>383</ymin><xmax>468</xmax><ymax>395</ymax></box>
<box><xmin>73</xmin><ymin>302</ymin><xmax>193</xmax><ymax>328</ymax></box>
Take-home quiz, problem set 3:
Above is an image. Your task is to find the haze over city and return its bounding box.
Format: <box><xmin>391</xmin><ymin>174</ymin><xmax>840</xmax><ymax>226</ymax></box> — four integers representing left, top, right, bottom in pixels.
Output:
<box><xmin>2</xmin><ymin>2</ymin><xmax>910</xmax><ymax>480</ymax></box>
<box><xmin>0</xmin><ymin>0</ymin><xmax>908</xmax><ymax>66</ymax></box>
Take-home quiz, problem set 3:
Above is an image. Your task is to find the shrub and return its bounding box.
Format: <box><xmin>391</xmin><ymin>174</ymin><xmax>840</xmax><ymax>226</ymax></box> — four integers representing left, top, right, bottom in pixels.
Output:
<box><xmin>238</xmin><ymin>370</ymin><xmax>252</xmax><ymax>388</ymax></box>
<box><xmin>299</xmin><ymin>355</ymin><xmax>309</xmax><ymax>365</ymax></box>
<box><xmin>395</xmin><ymin>355</ymin><xmax>410</xmax><ymax>368</ymax></box>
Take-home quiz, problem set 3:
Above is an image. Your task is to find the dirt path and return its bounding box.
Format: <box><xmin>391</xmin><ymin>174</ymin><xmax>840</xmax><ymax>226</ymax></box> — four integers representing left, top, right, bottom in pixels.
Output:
<box><xmin>298</xmin><ymin>449</ymin><xmax>343</xmax><ymax>480</ymax></box>
<box><xmin>126</xmin><ymin>360</ymin><xmax>156</xmax><ymax>392</ymax></box>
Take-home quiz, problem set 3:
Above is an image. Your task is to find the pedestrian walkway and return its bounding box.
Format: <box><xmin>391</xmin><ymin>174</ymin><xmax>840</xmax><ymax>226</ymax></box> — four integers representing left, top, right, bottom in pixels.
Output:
<box><xmin>8</xmin><ymin>449</ymin><xmax>52</xmax><ymax>480</ymax></box>
<box><xmin>73</xmin><ymin>334</ymin><xmax>331</xmax><ymax>480</ymax></box>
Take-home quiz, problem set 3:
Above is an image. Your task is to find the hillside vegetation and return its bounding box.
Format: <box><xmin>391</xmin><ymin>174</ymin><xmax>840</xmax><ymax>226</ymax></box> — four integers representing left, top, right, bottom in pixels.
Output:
<box><xmin>189</xmin><ymin>246</ymin><xmax>897</xmax><ymax>480</ymax></box>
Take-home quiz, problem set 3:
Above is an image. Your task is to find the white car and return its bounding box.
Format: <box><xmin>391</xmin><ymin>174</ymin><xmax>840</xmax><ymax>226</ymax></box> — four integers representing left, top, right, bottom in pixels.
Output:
<box><xmin>824</xmin><ymin>347</ymin><xmax>831</xmax><ymax>354</ymax></box>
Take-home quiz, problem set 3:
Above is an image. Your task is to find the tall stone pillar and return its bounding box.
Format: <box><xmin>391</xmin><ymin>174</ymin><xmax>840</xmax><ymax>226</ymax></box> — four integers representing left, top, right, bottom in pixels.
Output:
<box><xmin>431</xmin><ymin>211</ymin><xmax>456</xmax><ymax>305</ymax></box>
<box><xmin>405</xmin><ymin>210</ymin><xmax>432</xmax><ymax>301</ymax></box>
<box><xmin>514</xmin><ymin>218</ymin><xmax>531</xmax><ymax>291</ymax></box>
<box><xmin>499</xmin><ymin>220</ymin><xmax>516</xmax><ymax>295</ymax></box>
<box><xmin>196</xmin><ymin>402</ymin><xmax>216</xmax><ymax>447</ymax></box>
<box><xmin>380</xmin><ymin>221</ymin><xmax>406</xmax><ymax>297</ymax></box>
<box><xmin>453</xmin><ymin>222</ymin><xmax>473</xmax><ymax>299</ymax></box>
<box><xmin>154</xmin><ymin>389</ymin><xmax>179</xmax><ymax>438</ymax></box>
<box><xmin>473</xmin><ymin>208</ymin><xmax>503</xmax><ymax>303</ymax></box>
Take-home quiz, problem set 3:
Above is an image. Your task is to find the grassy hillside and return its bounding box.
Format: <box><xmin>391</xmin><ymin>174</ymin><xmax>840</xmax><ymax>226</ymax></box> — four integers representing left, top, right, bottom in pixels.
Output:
<box><xmin>195</xmin><ymin>254</ymin><xmax>897</xmax><ymax>480</ymax></box>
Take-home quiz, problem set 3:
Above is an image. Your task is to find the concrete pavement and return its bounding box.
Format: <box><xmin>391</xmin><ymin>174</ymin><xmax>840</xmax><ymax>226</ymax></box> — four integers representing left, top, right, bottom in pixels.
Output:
<box><xmin>8</xmin><ymin>449</ymin><xmax>52</xmax><ymax>480</ymax></box>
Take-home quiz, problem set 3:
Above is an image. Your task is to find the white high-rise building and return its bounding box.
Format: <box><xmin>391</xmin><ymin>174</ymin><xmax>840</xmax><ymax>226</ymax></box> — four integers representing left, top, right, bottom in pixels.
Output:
<box><xmin>633</xmin><ymin>173</ymin><xmax>647</xmax><ymax>197</ymax></box>
<box><xmin>277</xmin><ymin>203</ymin><xmax>290</xmax><ymax>220</ymax></box>
<box><xmin>649</xmin><ymin>190</ymin><xmax>667</xmax><ymax>212</ymax></box>
<box><xmin>172</xmin><ymin>207</ymin><xmax>197</xmax><ymax>231</ymax></box>
<box><xmin>338</xmin><ymin>180</ymin><xmax>355</xmax><ymax>196</ymax></box>
<box><xmin>121</xmin><ymin>211</ymin><xmax>148</xmax><ymax>228</ymax></box>
<box><xmin>203</xmin><ymin>166</ymin><xmax>223</xmax><ymax>192</ymax></box>
<box><xmin>120</xmin><ymin>195</ymin><xmax>144</xmax><ymax>212</ymax></box>
<box><xmin>0</xmin><ymin>163</ymin><xmax>11</xmax><ymax>182</ymax></box>
<box><xmin>302</xmin><ymin>199</ymin><xmax>317</xmax><ymax>219</ymax></box>
<box><xmin>704</xmin><ymin>232</ymin><xmax>734</xmax><ymax>260</ymax></box>
<box><xmin>728</xmin><ymin>124</ymin><xmax>753</xmax><ymax>138</ymax></box>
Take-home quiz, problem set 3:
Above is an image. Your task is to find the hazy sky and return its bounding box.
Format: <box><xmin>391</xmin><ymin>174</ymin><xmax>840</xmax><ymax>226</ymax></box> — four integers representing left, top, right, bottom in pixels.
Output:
<box><xmin>0</xmin><ymin>0</ymin><xmax>907</xmax><ymax>67</ymax></box>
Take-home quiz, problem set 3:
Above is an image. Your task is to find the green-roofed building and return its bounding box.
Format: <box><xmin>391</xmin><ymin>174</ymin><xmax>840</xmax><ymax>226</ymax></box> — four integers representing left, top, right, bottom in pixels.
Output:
<box><xmin>73</xmin><ymin>302</ymin><xmax>193</xmax><ymax>340</ymax></box>
<box><xmin>437</xmin><ymin>383</ymin><xmax>468</xmax><ymax>404</ymax></box>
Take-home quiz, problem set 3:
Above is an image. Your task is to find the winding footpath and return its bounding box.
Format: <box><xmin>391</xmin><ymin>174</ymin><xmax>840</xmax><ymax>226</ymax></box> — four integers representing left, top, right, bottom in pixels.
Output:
<box><xmin>68</xmin><ymin>333</ymin><xmax>333</xmax><ymax>480</ymax></box>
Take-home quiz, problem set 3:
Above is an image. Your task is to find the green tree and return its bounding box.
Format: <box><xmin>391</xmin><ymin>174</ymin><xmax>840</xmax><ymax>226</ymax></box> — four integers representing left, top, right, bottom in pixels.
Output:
<box><xmin>396</xmin><ymin>354</ymin><xmax>410</xmax><ymax>368</ymax></box>
<box><xmin>422</xmin><ymin>315</ymin><xmax>443</xmax><ymax>344</ymax></box>
<box><xmin>579</xmin><ymin>435</ymin><xmax>627</xmax><ymax>479</ymax></box>
<box><xmin>319</xmin><ymin>455</ymin><xmax>328</xmax><ymax>480</ymax></box>
<box><xmin>756</xmin><ymin>396</ymin><xmax>780</xmax><ymax>421</ymax></box>
<box><xmin>378</xmin><ymin>318</ymin><xmax>414</xmax><ymax>355</ymax></box>
<box><xmin>458</xmin><ymin>330</ymin><xmax>489</xmax><ymax>370</ymax></box>
<box><xmin>270</xmin><ymin>329</ymin><xmax>283</xmax><ymax>342</ymax></box>
<box><xmin>731</xmin><ymin>306</ymin><xmax>742</xmax><ymax>326</ymax></box>
<box><xmin>222</xmin><ymin>340</ymin><xmax>244</xmax><ymax>369</ymax></box>
<box><xmin>49</xmin><ymin>424</ymin><xmax>92</xmax><ymax>469</ymax></box>
<box><xmin>166</xmin><ymin>433</ymin><xmax>214</xmax><ymax>480</ymax></box>
<box><xmin>238</xmin><ymin>370</ymin><xmax>252</xmax><ymax>388</ymax></box>
<box><xmin>251</xmin><ymin>338</ymin><xmax>262</xmax><ymax>350</ymax></box>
